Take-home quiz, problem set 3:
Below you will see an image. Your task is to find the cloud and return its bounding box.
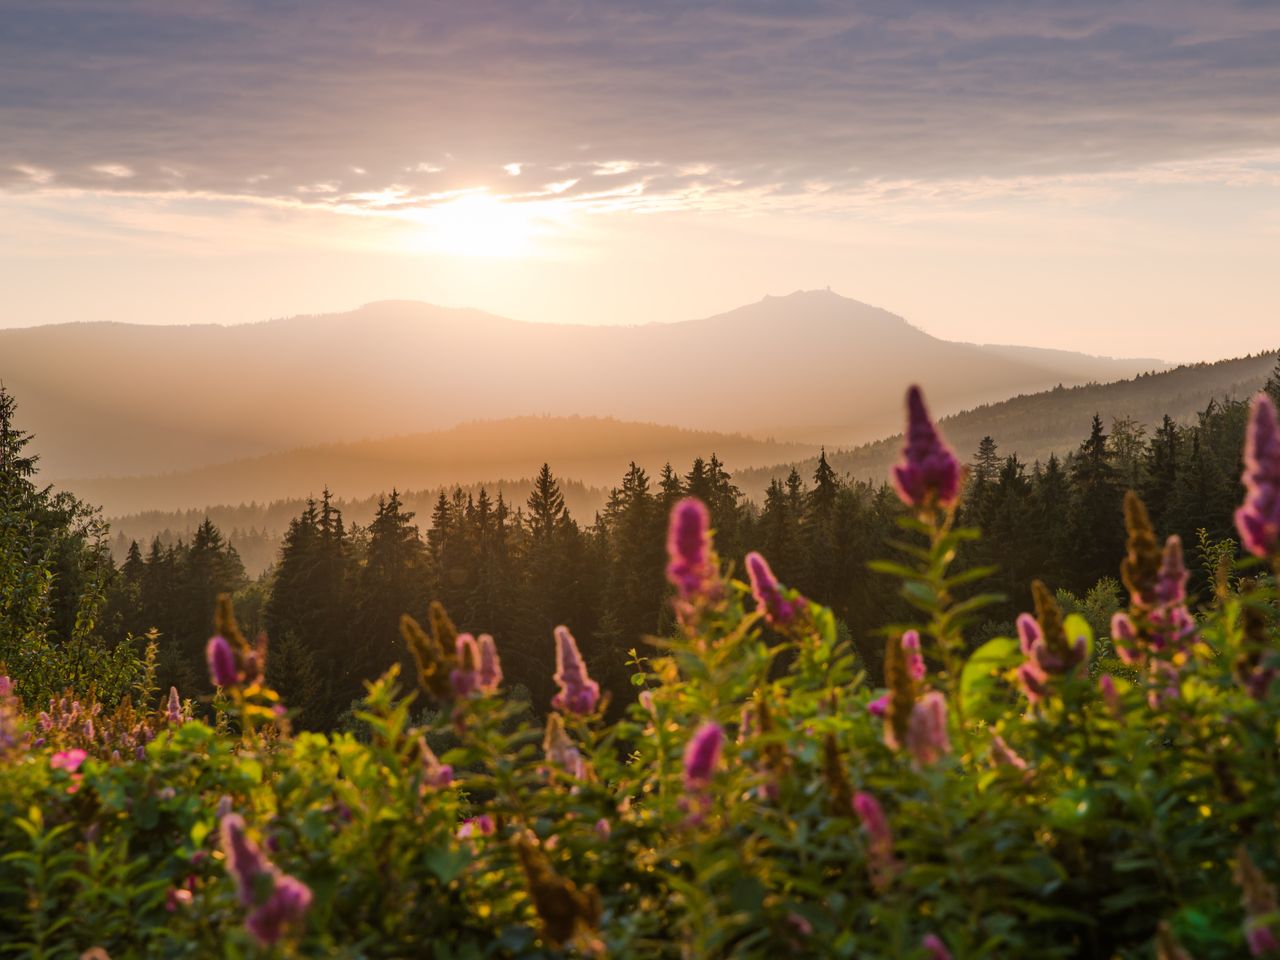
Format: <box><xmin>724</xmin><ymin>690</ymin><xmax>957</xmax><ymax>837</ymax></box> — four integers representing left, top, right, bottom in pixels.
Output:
<box><xmin>0</xmin><ymin>0</ymin><xmax>1278</xmax><ymax>218</ymax></box>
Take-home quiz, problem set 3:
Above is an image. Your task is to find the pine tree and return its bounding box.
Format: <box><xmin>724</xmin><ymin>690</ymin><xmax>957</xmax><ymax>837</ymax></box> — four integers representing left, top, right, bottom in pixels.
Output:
<box><xmin>1141</xmin><ymin>415</ymin><xmax>1180</xmax><ymax>528</ymax></box>
<box><xmin>658</xmin><ymin>463</ymin><xmax>683</xmax><ymax>510</ymax></box>
<box><xmin>1067</xmin><ymin>415</ymin><xmax>1125</xmax><ymax>592</ymax></box>
<box><xmin>0</xmin><ymin>386</ymin><xmax>38</xmax><ymax>485</ymax></box>
<box><xmin>1108</xmin><ymin>416</ymin><xmax>1148</xmax><ymax>492</ymax></box>
<box><xmin>354</xmin><ymin>490</ymin><xmax>428</xmax><ymax>692</ymax></box>
<box><xmin>599</xmin><ymin>463</ymin><xmax>664</xmax><ymax>649</ymax></box>
<box><xmin>971</xmin><ymin>436</ymin><xmax>1000</xmax><ymax>489</ymax></box>
<box><xmin>527</xmin><ymin>464</ymin><xmax>567</xmax><ymax>543</ymax></box>
<box><xmin>809</xmin><ymin>448</ymin><xmax>838</xmax><ymax>518</ymax></box>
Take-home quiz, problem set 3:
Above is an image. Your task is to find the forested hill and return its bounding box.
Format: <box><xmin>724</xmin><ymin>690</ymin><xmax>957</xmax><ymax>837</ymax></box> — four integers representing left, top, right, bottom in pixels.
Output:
<box><xmin>75</xmin><ymin>416</ymin><xmax>815</xmax><ymax>516</ymax></box>
<box><xmin>104</xmin><ymin>476</ymin><xmax>607</xmax><ymax>578</ymax></box>
<box><xmin>737</xmin><ymin>351</ymin><xmax>1278</xmax><ymax>495</ymax></box>
<box><xmin>6</xmin><ymin>290</ymin><xmax>1162</xmax><ymax>479</ymax></box>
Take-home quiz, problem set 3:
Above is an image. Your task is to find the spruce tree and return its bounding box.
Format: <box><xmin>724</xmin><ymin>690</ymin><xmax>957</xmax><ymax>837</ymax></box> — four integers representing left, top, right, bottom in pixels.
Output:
<box><xmin>354</xmin><ymin>490</ymin><xmax>428</xmax><ymax>694</ymax></box>
<box><xmin>1067</xmin><ymin>416</ymin><xmax>1125</xmax><ymax>592</ymax></box>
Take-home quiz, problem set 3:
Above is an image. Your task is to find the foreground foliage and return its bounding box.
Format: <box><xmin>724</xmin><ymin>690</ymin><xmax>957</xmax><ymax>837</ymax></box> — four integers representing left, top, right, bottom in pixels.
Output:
<box><xmin>3</xmin><ymin>387</ymin><xmax>1280</xmax><ymax>958</ymax></box>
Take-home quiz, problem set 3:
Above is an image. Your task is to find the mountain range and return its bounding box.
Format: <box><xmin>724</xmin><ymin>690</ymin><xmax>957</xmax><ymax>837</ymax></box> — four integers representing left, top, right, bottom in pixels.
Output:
<box><xmin>1</xmin><ymin>290</ymin><xmax>1164</xmax><ymax>481</ymax></box>
<box><xmin>87</xmin><ymin>347</ymin><xmax>1276</xmax><ymax>577</ymax></box>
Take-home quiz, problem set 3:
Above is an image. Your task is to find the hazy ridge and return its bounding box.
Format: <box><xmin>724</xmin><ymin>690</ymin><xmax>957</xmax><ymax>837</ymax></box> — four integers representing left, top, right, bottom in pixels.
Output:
<box><xmin>2</xmin><ymin>290</ymin><xmax>1164</xmax><ymax>480</ymax></box>
<box><xmin>72</xmin><ymin>415</ymin><xmax>817</xmax><ymax>516</ymax></box>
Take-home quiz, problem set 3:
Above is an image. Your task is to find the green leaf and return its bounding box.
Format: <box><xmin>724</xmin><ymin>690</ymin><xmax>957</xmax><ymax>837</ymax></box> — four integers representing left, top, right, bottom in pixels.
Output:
<box><xmin>903</xmin><ymin>580</ymin><xmax>939</xmax><ymax>610</ymax></box>
<box><xmin>424</xmin><ymin>845</ymin><xmax>471</xmax><ymax>884</ymax></box>
<box><xmin>960</xmin><ymin>636</ymin><xmax>1021</xmax><ymax>718</ymax></box>
<box><xmin>1063</xmin><ymin>613</ymin><xmax>1095</xmax><ymax>662</ymax></box>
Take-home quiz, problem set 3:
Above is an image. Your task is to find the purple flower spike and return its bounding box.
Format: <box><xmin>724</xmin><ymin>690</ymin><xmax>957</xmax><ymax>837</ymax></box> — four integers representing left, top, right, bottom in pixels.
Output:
<box><xmin>1155</xmin><ymin>536</ymin><xmax>1189</xmax><ymax>606</ymax></box>
<box><xmin>1016</xmin><ymin>614</ymin><xmax>1042</xmax><ymax>657</ymax></box>
<box><xmin>901</xmin><ymin>630</ymin><xmax>926</xmax><ymax>681</ymax></box>
<box><xmin>1237</xmin><ymin>393</ymin><xmax>1280</xmax><ymax>559</ymax></box>
<box><xmin>891</xmin><ymin>385</ymin><xmax>961</xmax><ymax>510</ymax></box>
<box><xmin>683</xmin><ymin>722</ymin><xmax>724</xmax><ymax>791</ymax></box>
<box><xmin>905</xmin><ymin>691</ymin><xmax>951</xmax><ymax>766</ymax></box>
<box><xmin>551</xmin><ymin>626</ymin><xmax>600</xmax><ymax>715</ymax></box>
<box><xmin>1247</xmin><ymin>921</ymin><xmax>1280</xmax><ymax>957</ymax></box>
<box><xmin>666</xmin><ymin>498</ymin><xmax>716</xmax><ymax>600</ymax></box>
<box><xmin>457</xmin><ymin>814</ymin><xmax>496</xmax><ymax>839</ymax></box>
<box><xmin>1017</xmin><ymin>662</ymin><xmax>1049</xmax><ymax>703</ymax></box>
<box><xmin>745</xmin><ymin>551</ymin><xmax>804</xmax><ymax>626</ymax></box>
<box><xmin>166</xmin><ymin>686</ymin><xmax>182</xmax><ymax>724</ymax></box>
<box><xmin>543</xmin><ymin>714</ymin><xmax>587</xmax><ymax>781</ymax></box>
<box><xmin>246</xmin><ymin>874</ymin><xmax>312</xmax><ymax>947</ymax></box>
<box><xmin>853</xmin><ymin>791</ymin><xmax>898</xmax><ymax>890</ymax></box>
<box><xmin>476</xmin><ymin>634</ymin><xmax>502</xmax><ymax>693</ymax></box>
<box><xmin>1110</xmin><ymin>613</ymin><xmax>1142</xmax><ymax>665</ymax></box>
<box><xmin>219</xmin><ymin>812</ymin><xmax>311</xmax><ymax>945</ymax></box>
<box><xmin>922</xmin><ymin>934</ymin><xmax>953</xmax><ymax>960</ymax></box>
<box><xmin>220</xmin><ymin>814</ymin><xmax>269</xmax><ymax>907</ymax></box>
<box><xmin>1098</xmin><ymin>674</ymin><xmax>1123</xmax><ymax>720</ymax></box>
<box><xmin>206</xmin><ymin>635</ymin><xmax>238</xmax><ymax>688</ymax></box>
<box><xmin>989</xmin><ymin>734</ymin><xmax>1028</xmax><ymax>771</ymax></box>
<box><xmin>451</xmin><ymin>634</ymin><xmax>481</xmax><ymax>698</ymax></box>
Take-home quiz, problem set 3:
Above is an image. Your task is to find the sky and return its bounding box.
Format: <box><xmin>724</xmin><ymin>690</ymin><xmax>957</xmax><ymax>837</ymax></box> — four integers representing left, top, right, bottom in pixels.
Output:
<box><xmin>1</xmin><ymin>0</ymin><xmax>1278</xmax><ymax>363</ymax></box>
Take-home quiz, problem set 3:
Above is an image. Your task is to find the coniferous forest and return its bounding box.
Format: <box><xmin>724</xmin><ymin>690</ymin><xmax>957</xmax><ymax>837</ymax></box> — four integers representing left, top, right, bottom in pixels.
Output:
<box><xmin>5</xmin><ymin>368</ymin><xmax>1266</xmax><ymax>732</ymax></box>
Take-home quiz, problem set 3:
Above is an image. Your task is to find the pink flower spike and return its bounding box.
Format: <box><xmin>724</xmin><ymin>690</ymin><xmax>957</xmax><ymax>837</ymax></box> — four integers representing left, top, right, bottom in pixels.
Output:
<box><xmin>666</xmin><ymin>497</ymin><xmax>716</xmax><ymax>600</ymax></box>
<box><xmin>866</xmin><ymin>693</ymin><xmax>890</xmax><ymax>718</ymax></box>
<box><xmin>1247</xmin><ymin>920</ymin><xmax>1280</xmax><ymax>957</ymax></box>
<box><xmin>551</xmin><ymin>626</ymin><xmax>600</xmax><ymax>715</ymax></box>
<box><xmin>450</xmin><ymin>633</ymin><xmax>481</xmax><ymax>698</ymax></box>
<box><xmin>853</xmin><ymin>790</ymin><xmax>898</xmax><ymax>890</ymax></box>
<box><xmin>990</xmin><ymin>734</ymin><xmax>1028</xmax><ymax>771</ymax></box>
<box><xmin>922</xmin><ymin>933</ymin><xmax>953</xmax><ymax>960</ymax></box>
<box><xmin>1155</xmin><ymin>535</ymin><xmax>1189</xmax><ymax>606</ymax></box>
<box><xmin>166</xmin><ymin>686</ymin><xmax>182</xmax><ymax>724</ymax></box>
<box><xmin>905</xmin><ymin>691</ymin><xmax>951</xmax><ymax>766</ymax></box>
<box><xmin>457</xmin><ymin>814</ymin><xmax>496</xmax><ymax>839</ymax></box>
<box><xmin>745</xmin><ymin>551</ymin><xmax>804</xmax><ymax>627</ymax></box>
<box><xmin>853</xmin><ymin>792</ymin><xmax>891</xmax><ymax>849</ymax></box>
<box><xmin>246</xmin><ymin>874</ymin><xmax>312</xmax><ymax>946</ymax></box>
<box><xmin>683</xmin><ymin>722</ymin><xmax>724</xmax><ymax>791</ymax></box>
<box><xmin>220</xmin><ymin>814</ymin><xmax>270</xmax><ymax>908</ymax></box>
<box><xmin>891</xmin><ymin>385</ymin><xmax>961</xmax><ymax>510</ymax></box>
<box><xmin>901</xmin><ymin>630</ymin><xmax>926</xmax><ymax>681</ymax></box>
<box><xmin>1236</xmin><ymin>393</ymin><xmax>1280</xmax><ymax>559</ymax></box>
<box><xmin>475</xmin><ymin>634</ymin><xmax>502</xmax><ymax>693</ymax></box>
<box><xmin>1098</xmin><ymin>674</ymin><xmax>1123</xmax><ymax>720</ymax></box>
<box><xmin>1016</xmin><ymin>614</ymin><xmax>1042</xmax><ymax>657</ymax></box>
<box><xmin>1110</xmin><ymin>612</ymin><xmax>1142</xmax><ymax>665</ymax></box>
<box><xmin>50</xmin><ymin>748</ymin><xmax>88</xmax><ymax>773</ymax></box>
<box><xmin>206</xmin><ymin>634</ymin><xmax>238</xmax><ymax>688</ymax></box>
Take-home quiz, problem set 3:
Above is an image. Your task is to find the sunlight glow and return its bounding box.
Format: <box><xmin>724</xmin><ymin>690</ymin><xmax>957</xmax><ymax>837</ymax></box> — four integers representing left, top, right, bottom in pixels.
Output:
<box><xmin>404</xmin><ymin>192</ymin><xmax>549</xmax><ymax>258</ymax></box>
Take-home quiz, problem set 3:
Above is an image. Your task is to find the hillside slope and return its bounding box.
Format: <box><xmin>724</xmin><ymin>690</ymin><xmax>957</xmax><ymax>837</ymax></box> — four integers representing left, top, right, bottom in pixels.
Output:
<box><xmin>736</xmin><ymin>351</ymin><xmax>1278</xmax><ymax>496</ymax></box>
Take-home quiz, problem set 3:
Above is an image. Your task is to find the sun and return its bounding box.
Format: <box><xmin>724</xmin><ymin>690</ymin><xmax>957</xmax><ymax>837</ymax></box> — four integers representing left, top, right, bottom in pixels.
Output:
<box><xmin>406</xmin><ymin>192</ymin><xmax>543</xmax><ymax>258</ymax></box>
